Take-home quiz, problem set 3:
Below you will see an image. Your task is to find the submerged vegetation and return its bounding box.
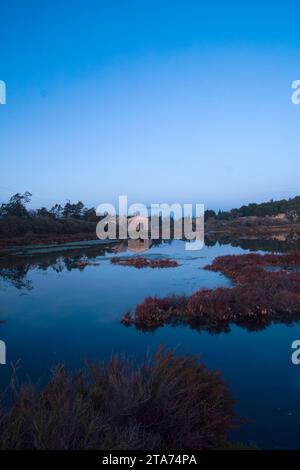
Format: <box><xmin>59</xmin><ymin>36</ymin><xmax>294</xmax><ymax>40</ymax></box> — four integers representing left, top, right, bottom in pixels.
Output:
<box><xmin>0</xmin><ymin>348</ymin><xmax>234</xmax><ymax>450</ymax></box>
<box><xmin>122</xmin><ymin>252</ymin><xmax>300</xmax><ymax>332</ymax></box>
<box><xmin>111</xmin><ymin>257</ymin><xmax>178</xmax><ymax>268</ymax></box>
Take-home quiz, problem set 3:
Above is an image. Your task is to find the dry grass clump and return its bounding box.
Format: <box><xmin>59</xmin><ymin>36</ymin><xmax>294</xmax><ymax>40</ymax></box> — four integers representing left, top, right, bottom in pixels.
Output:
<box><xmin>0</xmin><ymin>348</ymin><xmax>234</xmax><ymax>450</ymax></box>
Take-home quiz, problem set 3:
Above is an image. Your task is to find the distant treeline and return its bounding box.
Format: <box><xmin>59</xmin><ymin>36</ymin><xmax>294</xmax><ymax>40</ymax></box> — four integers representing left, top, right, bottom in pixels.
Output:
<box><xmin>2</xmin><ymin>192</ymin><xmax>300</xmax><ymax>222</ymax></box>
<box><xmin>1</xmin><ymin>192</ymin><xmax>300</xmax><ymax>241</ymax></box>
<box><xmin>0</xmin><ymin>193</ymin><xmax>99</xmax><ymax>240</ymax></box>
<box><xmin>0</xmin><ymin>192</ymin><xmax>98</xmax><ymax>221</ymax></box>
<box><xmin>205</xmin><ymin>195</ymin><xmax>300</xmax><ymax>221</ymax></box>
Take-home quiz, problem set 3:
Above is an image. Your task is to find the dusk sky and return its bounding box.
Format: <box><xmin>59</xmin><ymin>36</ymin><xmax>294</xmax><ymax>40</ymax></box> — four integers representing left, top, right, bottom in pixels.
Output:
<box><xmin>1</xmin><ymin>1</ymin><xmax>300</xmax><ymax>211</ymax></box>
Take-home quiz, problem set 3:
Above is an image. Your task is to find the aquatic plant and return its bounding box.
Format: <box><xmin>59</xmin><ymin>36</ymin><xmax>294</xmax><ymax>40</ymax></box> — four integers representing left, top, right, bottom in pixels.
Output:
<box><xmin>122</xmin><ymin>296</ymin><xmax>187</xmax><ymax>328</ymax></box>
<box><xmin>123</xmin><ymin>252</ymin><xmax>300</xmax><ymax>331</ymax></box>
<box><xmin>111</xmin><ymin>257</ymin><xmax>178</xmax><ymax>268</ymax></box>
<box><xmin>0</xmin><ymin>348</ymin><xmax>234</xmax><ymax>450</ymax></box>
<box><xmin>75</xmin><ymin>260</ymin><xmax>100</xmax><ymax>269</ymax></box>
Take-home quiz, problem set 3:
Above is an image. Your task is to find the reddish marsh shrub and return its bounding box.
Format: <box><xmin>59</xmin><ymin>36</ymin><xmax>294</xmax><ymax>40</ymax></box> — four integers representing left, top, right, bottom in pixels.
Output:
<box><xmin>111</xmin><ymin>257</ymin><xmax>178</xmax><ymax>268</ymax></box>
<box><xmin>124</xmin><ymin>252</ymin><xmax>300</xmax><ymax>331</ymax></box>
<box><xmin>0</xmin><ymin>348</ymin><xmax>234</xmax><ymax>450</ymax></box>
<box><xmin>134</xmin><ymin>296</ymin><xmax>187</xmax><ymax>328</ymax></box>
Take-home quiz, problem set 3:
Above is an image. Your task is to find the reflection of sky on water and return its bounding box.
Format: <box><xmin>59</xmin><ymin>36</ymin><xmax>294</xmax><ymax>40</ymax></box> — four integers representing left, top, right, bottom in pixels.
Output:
<box><xmin>0</xmin><ymin>239</ymin><xmax>300</xmax><ymax>448</ymax></box>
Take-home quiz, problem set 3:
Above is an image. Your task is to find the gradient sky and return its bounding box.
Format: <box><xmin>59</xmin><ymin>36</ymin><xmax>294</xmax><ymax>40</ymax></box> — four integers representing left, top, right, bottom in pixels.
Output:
<box><xmin>1</xmin><ymin>0</ymin><xmax>300</xmax><ymax>211</ymax></box>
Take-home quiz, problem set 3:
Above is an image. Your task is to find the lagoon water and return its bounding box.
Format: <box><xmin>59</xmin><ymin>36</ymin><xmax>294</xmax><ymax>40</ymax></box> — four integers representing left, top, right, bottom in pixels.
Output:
<box><xmin>0</xmin><ymin>239</ymin><xmax>300</xmax><ymax>449</ymax></box>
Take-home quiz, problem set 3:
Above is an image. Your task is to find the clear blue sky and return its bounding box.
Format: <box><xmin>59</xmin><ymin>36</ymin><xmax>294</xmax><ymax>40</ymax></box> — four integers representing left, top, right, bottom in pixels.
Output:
<box><xmin>1</xmin><ymin>0</ymin><xmax>300</xmax><ymax>211</ymax></box>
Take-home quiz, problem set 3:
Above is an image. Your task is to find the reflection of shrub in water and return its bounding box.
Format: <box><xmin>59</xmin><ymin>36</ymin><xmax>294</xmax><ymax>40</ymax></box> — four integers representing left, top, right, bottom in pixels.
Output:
<box><xmin>0</xmin><ymin>251</ymin><xmax>102</xmax><ymax>290</ymax></box>
<box><xmin>0</xmin><ymin>348</ymin><xmax>235</xmax><ymax>450</ymax></box>
<box><xmin>0</xmin><ymin>265</ymin><xmax>33</xmax><ymax>291</ymax></box>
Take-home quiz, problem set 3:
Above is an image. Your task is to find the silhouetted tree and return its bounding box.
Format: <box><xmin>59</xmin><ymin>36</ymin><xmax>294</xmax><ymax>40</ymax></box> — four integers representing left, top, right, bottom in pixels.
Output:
<box><xmin>63</xmin><ymin>201</ymin><xmax>84</xmax><ymax>219</ymax></box>
<box><xmin>36</xmin><ymin>207</ymin><xmax>52</xmax><ymax>217</ymax></box>
<box><xmin>0</xmin><ymin>192</ymin><xmax>32</xmax><ymax>217</ymax></box>
<box><xmin>82</xmin><ymin>207</ymin><xmax>96</xmax><ymax>220</ymax></box>
<box><xmin>49</xmin><ymin>204</ymin><xmax>63</xmax><ymax>219</ymax></box>
<box><xmin>204</xmin><ymin>210</ymin><xmax>216</xmax><ymax>221</ymax></box>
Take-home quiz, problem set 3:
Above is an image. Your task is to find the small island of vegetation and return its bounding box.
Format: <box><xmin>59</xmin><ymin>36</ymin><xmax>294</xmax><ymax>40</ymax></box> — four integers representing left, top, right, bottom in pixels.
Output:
<box><xmin>111</xmin><ymin>257</ymin><xmax>179</xmax><ymax>268</ymax></box>
<box><xmin>122</xmin><ymin>252</ymin><xmax>300</xmax><ymax>332</ymax></box>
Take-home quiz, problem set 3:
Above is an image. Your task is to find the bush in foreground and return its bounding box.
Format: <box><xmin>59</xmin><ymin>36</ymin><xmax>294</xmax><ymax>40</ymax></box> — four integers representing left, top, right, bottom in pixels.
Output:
<box><xmin>0</xmin><ymin>348</ymin><xmax>234</xmax><ymax>450</ymax></box>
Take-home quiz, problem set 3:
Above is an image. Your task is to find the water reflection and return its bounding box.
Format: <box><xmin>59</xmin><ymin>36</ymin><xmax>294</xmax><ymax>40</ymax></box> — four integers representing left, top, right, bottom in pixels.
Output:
<box><xmin>0</xmin><ymin>241</ymin><xmax>118</xmax><ymax>290</ymax></box>
<box><xmin>1</xmin><ymin>236</ymin><xmax>300</xmax><ymax>449</ymax></box>
<box><xmin>205</xmin><ymin>230</ymin><xmax>300</xmax><ymax>253</ymax></box>
<box><xmin>0</xmin><ymin>239</ymin><xmax>169</xmax><ymax>290</ymax></box>
<box><xmin>132</xmin><ymin>311</ymin><xmax>300</xmax><ymax>335</ymax></box>
<box><xmin>0</xmin><ymin>233</ymin><xmax>299</xmax><ymax>292</ymax></box>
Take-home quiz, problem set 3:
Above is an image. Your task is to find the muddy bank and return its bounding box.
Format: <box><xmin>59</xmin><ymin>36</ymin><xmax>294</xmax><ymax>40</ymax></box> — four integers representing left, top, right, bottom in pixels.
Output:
<box><xmin>0</xmin><ymin>232</ymin><xmax>100</xmax><ymax>250</ymax></box>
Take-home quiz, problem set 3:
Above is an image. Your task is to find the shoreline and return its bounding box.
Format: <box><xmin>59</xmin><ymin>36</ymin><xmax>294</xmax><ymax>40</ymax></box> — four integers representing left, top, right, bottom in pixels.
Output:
<box><xmin>1</xmin><ymin>222</ymin><xmax>300</xmax><ymax>252</ymax></box>
<box><xmin>0</xmin><ymin>232</ymin><xmax>99</xmax><ymax>251</ymax></box>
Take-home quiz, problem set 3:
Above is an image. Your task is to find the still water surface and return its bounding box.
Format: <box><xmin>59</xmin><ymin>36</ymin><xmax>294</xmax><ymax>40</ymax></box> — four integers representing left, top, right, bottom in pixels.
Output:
<box><xmin>0</xmin><ymin>239</ymin><xmax>300</xmax><ymax>449</ymax></box>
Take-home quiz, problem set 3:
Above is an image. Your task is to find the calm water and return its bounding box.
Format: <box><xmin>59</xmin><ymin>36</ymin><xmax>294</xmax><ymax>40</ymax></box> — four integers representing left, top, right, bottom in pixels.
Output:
<box><xmin>0</xmin><ymin>239</ymin><xmax>300</xmax><ymax>449</ymax></box>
